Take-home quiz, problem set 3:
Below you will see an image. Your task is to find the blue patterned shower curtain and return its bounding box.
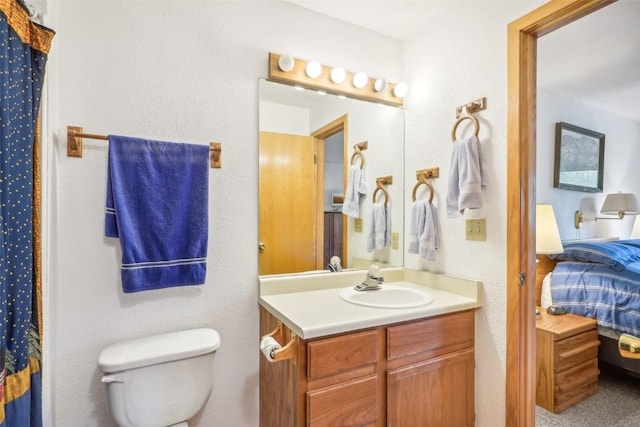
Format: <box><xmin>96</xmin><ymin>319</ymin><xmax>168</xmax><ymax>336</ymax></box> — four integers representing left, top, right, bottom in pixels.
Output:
<box><xmin>0</xmin><ymin>1</ymin><xmax>54</xmax><ymax>425</ymax></box>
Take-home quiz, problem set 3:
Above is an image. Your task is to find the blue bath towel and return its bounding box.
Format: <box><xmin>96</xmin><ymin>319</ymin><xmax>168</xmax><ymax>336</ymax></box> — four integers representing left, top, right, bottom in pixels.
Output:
<box><xmin>105</xmin><ymin>135</ymin><xmax>209</xmax><ymax>293</ymax></box>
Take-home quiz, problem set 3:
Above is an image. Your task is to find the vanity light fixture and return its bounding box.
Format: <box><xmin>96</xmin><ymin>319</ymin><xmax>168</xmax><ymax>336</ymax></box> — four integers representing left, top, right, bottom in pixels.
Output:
<box><xmin>268</xmin><ymin>52</ymin><xmax>405</xmax><ymax>107</ymax></box>
<box><xmin>352</xmin><ymin>72</ymin><xmax>368</xmax><ymax>89</ymax></box>
<box><xmin>574</xmin><ymin>192</ymin><xmax>640</xmax><ymax>229</ymax></box>
<box><xmin>330</xmin><ymin>67</ymin><xmax>346</xmax><ymax>84</ymax></box>
<box><xmin>305</xmin><ymin>60</ymin><xmax>322</xmax><ymax>78</ymax></box>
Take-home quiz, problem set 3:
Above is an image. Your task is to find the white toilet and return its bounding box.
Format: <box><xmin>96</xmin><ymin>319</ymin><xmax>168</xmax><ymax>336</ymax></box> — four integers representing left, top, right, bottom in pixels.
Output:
<box><xmin>98</xmin><ymin>328</ymin><xmax>221</xmax><ymax>427</ymax></box>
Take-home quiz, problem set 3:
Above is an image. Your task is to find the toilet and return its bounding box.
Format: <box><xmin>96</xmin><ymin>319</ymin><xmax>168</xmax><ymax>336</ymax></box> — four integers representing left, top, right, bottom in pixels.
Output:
<box><xmin>98</xmin><ymin>328</ymin><xmax>221</xmax><ymax>427</ymax></box>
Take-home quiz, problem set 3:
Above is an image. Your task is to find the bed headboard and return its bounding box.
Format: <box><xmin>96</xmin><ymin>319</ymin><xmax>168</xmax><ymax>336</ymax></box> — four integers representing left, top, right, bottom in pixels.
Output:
<box><xmin>535</xmin><ymin>255</ymin><xmax>558</xmax><ymax>306</ymax></box>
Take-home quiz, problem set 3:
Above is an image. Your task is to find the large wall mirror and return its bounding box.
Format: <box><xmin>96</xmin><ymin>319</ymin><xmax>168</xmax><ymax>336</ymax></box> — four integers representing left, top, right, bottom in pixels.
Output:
<box><xmin>258</xmin><ymin>78</ymin><xmax>405</xmax><ymax>275</ymax></box>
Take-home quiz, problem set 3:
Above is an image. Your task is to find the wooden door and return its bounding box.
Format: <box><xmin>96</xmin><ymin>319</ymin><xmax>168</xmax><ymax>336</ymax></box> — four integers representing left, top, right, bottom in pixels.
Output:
<box><xmin>259</xmin><ymin>131</ymin><xmax>318</xmax><ymax>275</ymax></box>
<box><xmin>387</xmin><ymin>350</ymin><xmax>475</xmax><ymax>427</ymax></box>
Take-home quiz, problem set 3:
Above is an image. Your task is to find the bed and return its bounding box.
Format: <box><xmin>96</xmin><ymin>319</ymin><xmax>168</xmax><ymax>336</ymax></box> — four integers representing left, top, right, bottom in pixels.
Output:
<box><xmin>537</xmin><ymin>239</ymin><xmax>640</xmax><ymax>377</ymax></box>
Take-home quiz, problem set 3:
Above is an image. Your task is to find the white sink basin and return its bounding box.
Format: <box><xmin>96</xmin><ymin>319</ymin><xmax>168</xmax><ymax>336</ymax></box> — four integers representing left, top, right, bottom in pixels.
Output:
<box><xmin>339</xmin><ymin>282</ymin><xmax>433</xmax><ymax>309</ymax></box>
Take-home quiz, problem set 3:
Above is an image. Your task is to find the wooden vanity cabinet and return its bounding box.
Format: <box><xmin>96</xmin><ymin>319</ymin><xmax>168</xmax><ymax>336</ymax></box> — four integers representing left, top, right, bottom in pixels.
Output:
<box><xmin>260</xmin><ymin>306</ymin><xmax>475</xmax><ymax>427</ymax></box>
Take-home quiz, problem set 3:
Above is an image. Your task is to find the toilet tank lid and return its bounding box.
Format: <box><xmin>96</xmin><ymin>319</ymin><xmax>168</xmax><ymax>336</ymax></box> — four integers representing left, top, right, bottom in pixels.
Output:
<box><xmin>98</xmin><ymin>328</ymin><xmax>221</xmax><ymax>372</ymax></box>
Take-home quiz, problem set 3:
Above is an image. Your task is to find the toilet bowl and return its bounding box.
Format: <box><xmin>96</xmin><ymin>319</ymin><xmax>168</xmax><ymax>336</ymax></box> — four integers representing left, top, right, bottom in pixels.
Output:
<box><xmin>98</xmin><ymin>328</ymin><xmax>221</xmax><ymax>427</ymax></box>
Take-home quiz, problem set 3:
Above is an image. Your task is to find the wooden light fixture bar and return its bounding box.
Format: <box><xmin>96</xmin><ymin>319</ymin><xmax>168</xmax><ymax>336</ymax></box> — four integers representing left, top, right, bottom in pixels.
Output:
<box><xmin>268</xmin><ymin>52</ymin><xmax>404</xmax><ymax>107</ymax></box>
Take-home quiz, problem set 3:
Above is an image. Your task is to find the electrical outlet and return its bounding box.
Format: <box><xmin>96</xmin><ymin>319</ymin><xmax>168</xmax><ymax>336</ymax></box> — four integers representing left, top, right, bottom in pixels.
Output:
<box><xmin>466</xmin><ymin>218</ymin><xmax>486</xmax><ymax>241</ymax></box>
<box><xmin>391</xmin><ymin>233</ymin><xmax>399</xmax><ymax>249</ymax></box>
<box><xmin>354</xmin><ymin>218</ymin><xmax>363</xmax><ymax>232</ymax></box>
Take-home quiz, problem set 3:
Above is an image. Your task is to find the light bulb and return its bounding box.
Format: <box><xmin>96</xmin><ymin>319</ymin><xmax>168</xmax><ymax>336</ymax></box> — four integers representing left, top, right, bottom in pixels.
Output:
<box><xmin>278</xmin><ymin>55</ymin><xmax>294</xmax><ymax>72</ymax></box>
<box><xmin>353</xmin><ymin>72</ymin><xmax>368</xmax><ymax>89</ymax></box>
<box><xmin>330</xmin><ymin>67</ymin><xmax>346</xmax><ymax>84</ymax></box>
<box><xmin>393</xmin><ymin>82</ymin><xmax>408</xmax><ymax>98</ymax></box>
<box><xmin>374</xmin><ymin>78</ymin><xmax>388</xmax><ymax>92</ymax></box>
<box><xmin>305</xmin><ymin>61</ymin><xmax>321</xmax><ymax>78</ymax></box>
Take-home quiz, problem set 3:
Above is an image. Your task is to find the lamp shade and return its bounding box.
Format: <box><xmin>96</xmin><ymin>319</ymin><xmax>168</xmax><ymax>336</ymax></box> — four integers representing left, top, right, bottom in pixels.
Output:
<box><xmin>631</xmin><ymin>216</ymin><xmax>640</xmax><ymax>238</ymax></box>
<box><xmin>536</xmin><ymin>204</ymin><xmax>563</xmax><ymax>255</ymax></box>
<box><xmin>600</xmin><ymin>192</ymin><xmax>639</xmax><ymax>218</ymax></box>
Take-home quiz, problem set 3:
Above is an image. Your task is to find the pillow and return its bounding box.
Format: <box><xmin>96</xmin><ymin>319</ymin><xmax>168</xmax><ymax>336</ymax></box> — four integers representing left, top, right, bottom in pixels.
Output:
<box><xmin>540</xmin><ymin>272</ymin><xmax>552</xmax><ymax>309</ymax></box>
<box><xmin>550</xmin><ymin>240</ymin><xmax>640</xmax><ymax>271</ymax></box>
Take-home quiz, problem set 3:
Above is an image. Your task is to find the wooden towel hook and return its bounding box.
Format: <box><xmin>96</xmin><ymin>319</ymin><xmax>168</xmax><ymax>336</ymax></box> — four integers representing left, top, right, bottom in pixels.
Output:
<box><xmin>350</xmin><ymin>151</ymin><xmax>366</xmax><ymax>169</ymax></box>
<box><xmin>372</xmin><ymin>176</ymin><xmax>392</xmax><ymax>206</ymax></box>
<box><xmin>451</xmin><ymin>114</ymin><xmax>479</xmax><ymax>142</ymax></box>
<box><xmin>412</xmin><ymin>171</ymin><xmax>435</xmax><ymax>203</ymax></box>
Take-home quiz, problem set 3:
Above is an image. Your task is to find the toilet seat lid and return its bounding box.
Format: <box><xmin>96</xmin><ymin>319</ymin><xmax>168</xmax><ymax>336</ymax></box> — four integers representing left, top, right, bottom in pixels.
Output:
<box><xmin>99</xmin><ymin>328</ymin><xmax>220</xmax><ymax>372</ymax></box>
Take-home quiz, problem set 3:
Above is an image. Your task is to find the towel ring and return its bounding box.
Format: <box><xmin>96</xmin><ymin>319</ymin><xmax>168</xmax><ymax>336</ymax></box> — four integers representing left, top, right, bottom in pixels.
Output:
<box><xmin>372</xmin><ymin>186</ymin><xmax>389</xmax><ymax>206</ymax></box>
<box><xmin>412</xmin><ymin>180</ymin><xmax>434</xmax><ymax>203</ymax></box>
<box><xmin>350</xmin><ymin>151</ymin><xmax>366</xmax><ymax>169</ymax></box>
<box><xmin>451</xmin><ymin>114</ymin><xmax>479</xmax><ymax>142</ymax></box>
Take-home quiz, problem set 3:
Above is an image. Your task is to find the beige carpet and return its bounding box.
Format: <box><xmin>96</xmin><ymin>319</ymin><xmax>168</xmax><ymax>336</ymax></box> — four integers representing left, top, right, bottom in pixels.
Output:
<box><xmin>536</xmin><ymin>364</ymin><xmax>640</xmax><ymax>426</ymax></box>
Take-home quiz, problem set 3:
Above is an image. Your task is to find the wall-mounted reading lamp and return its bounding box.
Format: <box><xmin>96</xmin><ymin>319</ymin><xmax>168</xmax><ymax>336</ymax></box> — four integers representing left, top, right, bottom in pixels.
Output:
<box><xmin>574</xmin><ymin>192</ymin><xmax>640</xmax><ymax>229</ymax></box>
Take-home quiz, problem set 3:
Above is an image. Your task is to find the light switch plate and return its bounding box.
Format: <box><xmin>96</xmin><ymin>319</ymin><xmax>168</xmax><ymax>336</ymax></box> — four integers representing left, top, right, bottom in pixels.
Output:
<box><xmin>466</xmin><ymin>218</ymin><xmax>486</xmax><ymax>241</ymax></box>
<box><xmin>354</xmin><ymin>218</ymin><xmax>363</xmax><ymax>232</ymax></box>
<box><xmin>391</xmin><ymin>233</ymin><xmax>399</xmax><ymax>249</ymax></box>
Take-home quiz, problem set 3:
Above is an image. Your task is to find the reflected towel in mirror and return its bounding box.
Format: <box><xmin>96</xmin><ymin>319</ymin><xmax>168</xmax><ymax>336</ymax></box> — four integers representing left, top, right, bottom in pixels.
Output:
<box><xmin>342</xmin><ymin>165</ymin><xmax>367</xmax><ymax>218</ymax></box>
<box><xmin>409</xmin><ymin>200</ymin><xmax>440</xmax><ymax>261</ymax></box>
<box><xmin>367</xmin><ymin>203</ymin><xmax>391</xmax><ymax>252</ymax></box>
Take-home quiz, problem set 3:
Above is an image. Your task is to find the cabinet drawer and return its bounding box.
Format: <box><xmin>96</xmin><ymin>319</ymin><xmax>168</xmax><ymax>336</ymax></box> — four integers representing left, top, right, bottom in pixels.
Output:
<box><xmin>307</xmin><ymin>376</ymin><xmax>378</xmax><ymax>427</ymax></box>
<box><xmin>387</xmin><ymin>310</ymin><xmax>474</xmax><ymax>361</ymax></box>
<box><xmin>555</xmin><ymin>329</ymin><xmax>599</xmax><ymax>372</ymax></box>
<box><xmin>307</xmin><ymin>330</ymin><xmax>378</xmax><ymax>380</ymax></box>
<box><xmin>555</xmin><ymin>358</ymin><xmax>599</xmax><ymax>412</ymax></box>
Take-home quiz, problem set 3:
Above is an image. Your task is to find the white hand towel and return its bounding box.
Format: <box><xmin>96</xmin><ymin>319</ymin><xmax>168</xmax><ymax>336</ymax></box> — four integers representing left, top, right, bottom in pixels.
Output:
<box><xmin>409</xmin><ymin>200</ymin><xmax>428</xmax><ymax>254</ymax></box>
<box><xmin>446</xmin><ymin>139</ymin><xmax>463</xmax><ymax>217</ymax></box>
<box><xmin>458</xmin><ymin>135</ymin><xmax>484</xmax><ymax>211</ymax></box>
<box><xmin>418</xmin><ymin>203</ymin><xmax>440</xmax><ymax>262</ymax></box>
<box><xmin>367</xmin><ymin>203</ymin><xmax>391</xmax><ymax>252</ymax></box>
<box><xmin>342</xmin><ymin>165</ymin><xmax>367</xmax><ymax>218</ymax></box>
<box><xmin>447</xmin><ymin>135</ymin><xmax>485</xmax><ymax>217</ymax></box>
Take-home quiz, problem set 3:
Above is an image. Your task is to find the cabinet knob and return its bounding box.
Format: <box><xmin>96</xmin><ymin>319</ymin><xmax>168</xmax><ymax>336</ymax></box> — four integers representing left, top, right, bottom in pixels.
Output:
<box><xmin>258</xmin><ymin>242</ymin><xmax>266</xmax><ymax>251</ymax></box>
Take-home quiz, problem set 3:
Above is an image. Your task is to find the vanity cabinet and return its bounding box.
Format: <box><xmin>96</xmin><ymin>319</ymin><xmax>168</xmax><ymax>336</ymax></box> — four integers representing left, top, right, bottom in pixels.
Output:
<box><xmin>259</xmin><ymin>307</ymin><xmax>475</xmax><ymax>427</ymax></box>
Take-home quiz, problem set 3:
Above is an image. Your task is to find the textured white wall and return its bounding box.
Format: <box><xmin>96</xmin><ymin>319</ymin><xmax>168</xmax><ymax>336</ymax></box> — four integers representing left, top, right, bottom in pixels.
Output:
<box><xmin>46</xmin><ymin>1</ymin><xmax>402</xmax><ymax>426</ymax></box>
<box><xmin>537</xmin><ymin>87</ymin><xmax>640</xmax><ymax>241</ymax></box>
<box><xmin>402</xmin><ymin>1</ymin><xmax>543</xmax><ymax>425</ymax></box>
<box><xmin>41</xmin><ymin>1</ymin><xmax>569</xmax><ymax>426</ymax></box>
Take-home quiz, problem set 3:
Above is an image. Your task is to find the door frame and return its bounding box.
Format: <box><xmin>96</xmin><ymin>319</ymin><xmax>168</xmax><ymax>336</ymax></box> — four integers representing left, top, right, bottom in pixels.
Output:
<box><xmin>312</xmin><ymin>114</ymin><xmax>349</xmax><ymax>267</ymax></box>
<box><xmin>506</xmin><ymin>1</ymin><xmax>615</xmax><ymax>425</ymax></box>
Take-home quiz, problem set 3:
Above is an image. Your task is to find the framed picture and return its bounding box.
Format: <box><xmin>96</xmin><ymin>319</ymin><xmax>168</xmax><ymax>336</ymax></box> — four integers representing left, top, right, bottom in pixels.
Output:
<box><xmin>553</xmin><ymin>122</ymin><xmax>605</xmax><ymax>193</ymax></box>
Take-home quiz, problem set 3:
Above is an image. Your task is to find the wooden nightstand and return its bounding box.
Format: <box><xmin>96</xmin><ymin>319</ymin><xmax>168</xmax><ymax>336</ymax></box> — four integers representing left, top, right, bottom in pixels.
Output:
<box><xmin>535</xmin><ymin>307</ymin><xmax>600</xmax><ymax>413</ymax></box>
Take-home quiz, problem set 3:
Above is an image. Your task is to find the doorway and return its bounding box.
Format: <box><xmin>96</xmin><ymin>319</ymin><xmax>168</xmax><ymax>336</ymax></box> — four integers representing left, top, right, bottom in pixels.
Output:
<box><xmin>506</xmin><ymin>1</ymin><xmax>615</xmax><ymax>425</ymax></box>
<box><xmin>312</xmin><ymin>114</ymin><xmax>348</xmax><ymax>269</ymax></box>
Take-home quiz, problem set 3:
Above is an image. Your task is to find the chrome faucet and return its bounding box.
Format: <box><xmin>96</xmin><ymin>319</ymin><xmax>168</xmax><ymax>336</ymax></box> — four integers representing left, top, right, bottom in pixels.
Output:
<box><xmin>355</xmin><ymin>265</ymin><xmax>384</xmax><ymax>291</ymax></box>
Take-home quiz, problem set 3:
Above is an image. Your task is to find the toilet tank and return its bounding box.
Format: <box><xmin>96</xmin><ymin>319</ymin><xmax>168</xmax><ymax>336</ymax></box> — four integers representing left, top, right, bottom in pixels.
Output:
<box><xmin>98</xmin><ymin>328</ymin><xmax>221</xmax><ymax>427</ymax></box>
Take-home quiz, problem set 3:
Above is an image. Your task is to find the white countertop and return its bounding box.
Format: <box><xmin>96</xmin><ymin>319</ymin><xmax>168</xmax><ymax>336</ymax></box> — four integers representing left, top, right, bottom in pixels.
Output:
<box><xmin>259</xmin><ymin>268</ymin><xmax>482</xmax><ymax>339</ymax></box>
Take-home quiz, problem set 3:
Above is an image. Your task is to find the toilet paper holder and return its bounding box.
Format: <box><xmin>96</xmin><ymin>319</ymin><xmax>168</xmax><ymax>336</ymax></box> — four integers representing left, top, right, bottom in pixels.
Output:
<box><xmin>261</xmin><ymin>322</ymin><xmax>297</xmax><ymax>362</ymax></box>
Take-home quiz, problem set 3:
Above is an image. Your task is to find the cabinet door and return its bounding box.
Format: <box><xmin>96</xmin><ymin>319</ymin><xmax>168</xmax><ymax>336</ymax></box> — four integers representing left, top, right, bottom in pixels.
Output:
<box><xmin>387</xmin><ymin>350</ymin><xmax>474</xmax><ymax>427</ymax></box>
<box><xmin>307</xmin><ymin>376</ymin><xmax>378</xmax><ymax>427</ymax></box>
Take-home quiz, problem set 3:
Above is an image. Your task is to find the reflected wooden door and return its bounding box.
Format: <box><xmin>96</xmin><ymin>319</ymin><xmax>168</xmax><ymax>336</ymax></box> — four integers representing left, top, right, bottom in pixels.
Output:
<box><xmin>259</xmin><ymin>131</ymin><xmax>319</xmax><ymax>275</ymax></box>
